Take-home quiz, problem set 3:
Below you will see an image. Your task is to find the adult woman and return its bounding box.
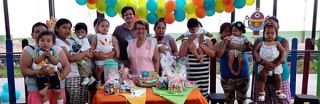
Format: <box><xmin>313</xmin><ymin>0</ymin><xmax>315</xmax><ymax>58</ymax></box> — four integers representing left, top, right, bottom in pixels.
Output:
<box><xmin>213</xmin><ymin>22</ymin><xmax>250</xmax><ymax>104</ymax></box>
<box><xmin>153</xmin><ymin>18</ymin><xmax>178</xmax><ymax>56</ymax></box>
<box><xmin>127</xmin><ymin>20</ymin><xmax>159</xmax><ymax>75</ymax></box>
<box><xmin>112</xmin><ymin>6</ymin><xmax>136</xmax><ymax>66</ymax></box>
<box><xmin>54</xmin><ymin>18</ymin><xmax>90</xmax><ymax>104</ymax></box>
<box><xmin>253</xmin><ymin>17</ymin><xmax>291</xmax><ymax>104</ymax></box>
<box><xmin>20</xmin><ymin>22</ymin><xmax>70</xmax><ymax>104</ymax></box>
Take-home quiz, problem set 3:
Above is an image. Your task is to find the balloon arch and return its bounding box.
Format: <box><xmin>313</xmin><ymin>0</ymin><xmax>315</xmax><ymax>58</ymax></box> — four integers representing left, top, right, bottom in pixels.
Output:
<box><xmin>77</xmin><ymin>0</ymin><xmax>254</xmax><ymax>24</ymax></box>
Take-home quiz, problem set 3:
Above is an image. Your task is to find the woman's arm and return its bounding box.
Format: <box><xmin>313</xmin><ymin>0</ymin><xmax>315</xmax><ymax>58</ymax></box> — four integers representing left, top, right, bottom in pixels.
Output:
<box><xmin>61</xmin><ymin>46</ymin><xmax>88</xmax><ymax>62</ymax></box>
<box><xmin>272</xmin><ymin>39</ymin><xmax>289</xmax><ymax>66</ymax></box>
<box><xmin>58</xmin><ymin>50</ymin><xmax>70</xmax><ymax>80</ymax></box>
<box><xmin>178</xmin><ymin>34</ymin><xmax>196</xmax><ymax>57</ymax></box>
<box><xmin>153</xmin><ymin>46</ymin><xmax>160</xmax><ymax>73</ymax></box>
<box><xmin>169</xmin><ymin>37</ymin><xmax>178</xmax><ymax>56</ymax></box>
<box><xmin>112</xmin><ymin>36</ymin><xmax>120</xmax><ymax>59</ymax></box>
<box><xmin>277</xmin><ymin>42</ymin><xmax>286</xmax><ymax>64</ymax></box>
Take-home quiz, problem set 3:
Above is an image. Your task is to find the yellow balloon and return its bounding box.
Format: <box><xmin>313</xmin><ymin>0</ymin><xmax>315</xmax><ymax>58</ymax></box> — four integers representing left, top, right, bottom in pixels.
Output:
<box><xmin>137</xmin><ymin>7</ymin><xmax>149</xmax><ymax>19</ymax></box>
<box><xmin>87</xmin><ymin>3</ymin><xmax>96</xmax><ymax>10</ymax></box>
<box><xmin>126</xmin><ymin>0</ymin><xmax>138</xmax><ymax>11</ymax></box>
<box><xmin>246</xmin><ymin>0</ymin><xmax>255</xmax><ymax>6</ymax></box>
<box><xmin>96</xmin><ymin>0</ymin><xmax>106</xmax><ymax>12</ymax></box>
<box><xmin>215</xmin><ymin>1</ymin><xmax>224</xmax><ymax>13</ymax></box>
<box><xmin>156</xmin><ymin>7</ymin><xmax>166</xmax><ymax>18</ymax></box>
<box><xmin>115</xmin><ymin>1</ymin><xmax>125</xmax><ymax>14</ymax></box>
<box><xmin>187</xmin><ymin>13</ymin><xmax>197</xmax><ymax>20</ymax></box>
<box><xmin>184</xmin><ymin>3</ymin><xmax>196</xmax><ymax>14</ymax></box>
<box><xmin>158</xmin><ymin>0</ymin><xmax>166</xmax><ymax>6</ymax></box>
<box><xmin>138</xmin><ymin>0</ymin><xmax>147</xmax><ymax>7</ymax></box>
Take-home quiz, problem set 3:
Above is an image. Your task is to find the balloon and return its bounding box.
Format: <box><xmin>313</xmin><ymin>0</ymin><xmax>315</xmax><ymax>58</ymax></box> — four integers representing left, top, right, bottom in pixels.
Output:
<box><xmin>175</xmin><ymin>0</ymin><xmax>186</xmax><ymax>10</ymax></box>
<box><xmin>96</xmin><ymin>0</ymin><xmax>106</xmax><ymax>13</ymax></box>
<box><xmin>147</xmin><ymin>0</ymin><xmax>158</xmax><ymax>11</ymax></box>
<box><xmin>174</xmin><ymin>10</ymin><xmax>186</xmax><ymax>22</ymax></box>
<box><xmin>138</xmin><ymin>0</ymin><xmax>147</xmax><ymax>7</ymax></box>
<box><xmin>195</xmin><ymin>7</ymin><xmax>206</xmax><ymax>18</ymax></box>
<box><xmin>187</xmin><ymin>13</ymin><xmax>197</xmax><ymax>20</ymax></box>
<box><xmin>15</xmin><ymin>90</ymin><xmax>21</xmax><ymax>100</ymax></box>
<box><xmin>234</xmin><ymin>0</ymin><xmax>246</xmax><ymax>9</ymax></box>
<box><xmin>106</xmin><ymin>6</ymin><xmax>117</xmax><ymax>17</ymax></box>
<box><xmin>136</xmin><ymin>7</ymin><xmax>149</xmax><ymax>19</ymax></box>
<box><xmin>87</xmin><ymin>3</ymin><xmax>96</xmax><ymax>10</ymax></box>
<box><xmin>88</xmin><ymin>0</ymin><xmax>96</xmax><ymax>4</ymax></box>
<box><xmin>147</xmin><ymin>12</ymin><xmax>158</xmax><ymax>24</ymax></box>
<box><xmin>164</xmin><ymin>13</ymin><xmax>175</xmax><ymax>24</ymax></box>
<box><xmin>246</xmin><ymin>0</ymin><xmax>255</xmax><ymax>6</ymax></box>
<box><xmin>184</xmin><ymin>3</ymin><xmax>196</xmax><ymax>14</ymax></box>
<box><xmin>0</xmin><ymin>92</ymin><xmax>9</xmax><ymax>102</ymax></box>
<box><xmin>215</xmin><ymin>1</ymin><xmax>224</xmax><ymax>13</ymax></box>
<box><xmin>223</xmin><ymin>0</ymin><xmax>233</xmax><ymax>5</ymax></box>
<box><xmin>204</xmin><ymin>0</ymin><xmax>215</xmax><ymax>10</ymax></box>
<box><xmin>206</xmin><ymin>9</ymin><xmax>215</xmax><ymax>16</ymax></box>
<box><xmin>158</xmin><ymin>0</ymin><xmax>166</xmax><ymax>6</ymax></box>
<box><xmin>192</xmin><ymin>0</ymin><xmax>204</xmax><ymax>7</ymax></box>
<box><xmin>165</xmin><ymin>0</ymin><xmax>176</xmax><ymax>12</ymax></box>
<box><xmin>2</xmin><ymin>83</ymin><xmax>8</xmax><ymax>92</ymax></box>
<box><xmin>225</xmin><ymin>4</ymin><xmax>234</xmax><ymax>13</ymax></box>
<box><xmin>115</xmin><ymin>1</ymin><xmax>125</xmax><ymax>13</ymax></box>
<box><xmin>126</xmin><ymin>1</ymin><xmax>138</xmax><ymax>11</ymax></box>
<box><xmin>156</xmin><ymin>7</ymin><xmax>166</xmax><ymax>18</ymax></box>
<box><xmin>105</xmin><ymin>0</ymin><xmax>117</xmax><ymax>6</ymax></box>
<box><xmin>76</xmin><ymin>0</ymin><xmax>87</xmax><ymax>5</ymax></box>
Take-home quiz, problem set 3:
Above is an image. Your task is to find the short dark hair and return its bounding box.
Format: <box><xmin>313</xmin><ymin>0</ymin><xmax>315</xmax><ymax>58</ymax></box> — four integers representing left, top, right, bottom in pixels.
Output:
<box><xmin>134</xmin><ymin>20</ymin><xmax>149</xmax><ymax>33</ymax></box>
<box><xmin>154</xmin><ymin>18</ymin><xmax>166</xmax><ymax>31</ymax></box>
<box><xmin>121</xmin><ymin>6</ymin><xmax>135</xmax><ymax>18</ymax></box>
<box><xmin>187</xmin><ymin>18</ymin><xmax>199</xmax><ymax>28</ymax></box>
<box><xmin>232</xmin><ymin>21</ymin><xmax>246</xmax><ymax>33</ymax></box>
<box><xmin>93</xmin><ymin>17</ymin><xmax>104</xmax><ymax>27</ymax></box>
<box><xmin>32</xmin><ymin>22</ymin><xmax>48</xmax><ymax>34</ymax></box>
<box><xmin>37</xmin><ymin>30</ymin><xmax>56</xmax><ymax>44</ymax></box>
<box><xmin>75</xmin><ymin>22</ymin><xmax>88</xmax><ymax>33</ymax></box>
<box><xmin>54</xmin><ymin>18</ymin><xmax>72</xmax><ymax>35</ymax></box>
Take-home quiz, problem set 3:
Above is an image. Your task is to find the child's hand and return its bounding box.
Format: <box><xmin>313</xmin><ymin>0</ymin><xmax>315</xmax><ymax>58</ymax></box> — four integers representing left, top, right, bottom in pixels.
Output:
<box><xmin>44</xmin><ymin>49</ymin><xmax>51</xmax><ymax>56</ymax></box>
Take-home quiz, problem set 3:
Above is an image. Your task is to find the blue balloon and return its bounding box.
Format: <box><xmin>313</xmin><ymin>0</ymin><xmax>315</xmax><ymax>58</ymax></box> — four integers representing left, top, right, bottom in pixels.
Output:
<box><xmin>2</xmin><ymin>83</ymin><xmax>8</xmax><ymax>92</ymax></box>
<box><xmin>0</xmin><ymin>92</ymin><xmax>9</xmax><ymax>102</ymax></box>
<box><xmin>204</xmin><ymin>0</ymin><xmax>215</xmax><ymax>10</ymax></box>
<box><xmin>147</xmin><ymin>12</ymin><xmax>158</xmax><ymax>24</ymax></box>
<box><xmin>147</xmin><ymin>0</ymin><xmax>158</xmax><ymax>11</ymax></box>
<box><xmin>206</xmin><ymin>9</ymin><xmax>215</xmax><ymax>16</ymax></box>
<box><xmin>174</xmin><ymin>10</ymin><xmax>186</xmax><ymax>22</ymax></box>
<box><xmin>105</xmin><ymin>6</ymin><xmax>117</xmax><ymax>17</ymax></box>
<box><xmin>105</xmin><ymin>0</ymin><xmax>117</xmax><ymax>6</ymax></box>
<box><xmin>234</xmin><ymin>0</ymin><xmax>246</xmax><ymax>9</ymax></box>
<box><xmin>76</xmin><ymin>0</ymin><xmax>87</xmax><ymax>5</ymax></box>
<box><xmin>175</xmin><ymin>0</ymin><xmax>186</xmax><ymax>10</ymax></box>
<box><xmin>15</xmin><ymin>90</ymin><xmax>21</xmax><ymax>99</ymax></box>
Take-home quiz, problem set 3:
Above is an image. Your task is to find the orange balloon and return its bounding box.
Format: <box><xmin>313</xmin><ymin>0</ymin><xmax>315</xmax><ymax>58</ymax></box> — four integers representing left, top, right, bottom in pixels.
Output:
<box><xmin>193</xmin><ymin>0</ymin><xmax>204</xmax><ymax>7</ymax></box>
<box><xmin>195</xmin><ymin>7</ymin><xmax>206</xmax><ymax>18</ymax></box>
<box><xmin>164</xmin><ymin>13</ymin><xmax>175</xmax><ymax>24</ymax></box>
<box><xmin>225</xmin><ymin>4</ymin><xmax>234</xmax><ymax>13</ymax></box>
<box><xmin>88</xmin><ymin>0</ymin><xmax>96</xmax><ymax>4</ymax></box>
<box><xmin>165</xmin><ymin>0</ymin><xmax>176</xmax><ymax>12</ymax></box>
<box><xmin>223</xmin><ymin>0</ymin><xmax>234</xmax><ymax>5</ymax></box>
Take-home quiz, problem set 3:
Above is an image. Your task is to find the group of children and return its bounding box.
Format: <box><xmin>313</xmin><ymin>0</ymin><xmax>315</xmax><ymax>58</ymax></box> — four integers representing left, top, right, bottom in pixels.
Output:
<box><xmin>32</xmin><ymin>17</ymin><xmax>287</xmax><ymax>103</ymax></box>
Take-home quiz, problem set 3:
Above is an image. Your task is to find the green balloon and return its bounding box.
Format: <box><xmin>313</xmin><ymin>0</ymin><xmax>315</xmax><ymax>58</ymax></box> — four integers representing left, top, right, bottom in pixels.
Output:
<box><xmin>156</xmin><ymin>7</ymin><xmax>166</xmax><ymax>18</ymax></box>
<box><xmin>184</xmin><ymin>3</ymin><xmax>195</xmax><ymax>14</ymax></box>
<box><xmin>137</xmin><ymin>7</ymin><xmax>149</xmax><ymax>19</ymax></box>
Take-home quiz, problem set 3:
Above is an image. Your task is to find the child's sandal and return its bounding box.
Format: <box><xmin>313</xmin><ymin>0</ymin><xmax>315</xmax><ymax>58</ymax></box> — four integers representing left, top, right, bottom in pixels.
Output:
<box><xmin>276</xmin><ymin>90</ymin><xmax>287</xmax><ymax>99</ymax></box>
<box><xmin>258</xmin><ymin>92</ymin><xmax>266</xmax><ymax>101</ymax></box>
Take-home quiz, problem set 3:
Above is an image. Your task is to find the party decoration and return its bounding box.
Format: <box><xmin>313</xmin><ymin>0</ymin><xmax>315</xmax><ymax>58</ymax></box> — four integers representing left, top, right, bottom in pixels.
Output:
<box><xmin>156</xmin><ymin>7</ymin><xmax>167</xmax><ymax>18</ymax></box>
<box><xmin>223</xmin><ymin>0</ymin><xmax>233</xmax><ymax>5</ymax></box>
<box><xmin>174</xmin><ymin>10</ymin><xmax>186</xmax><ymax>22</ymax></box>
<box><xmin>204</xmin><ymin>0</ymin><xmax>215</xmax><ymax>11</ymax></box>
<box><xmin>245</xmin><ymin>9</ymin><xmax>266</xmax><ymax>37</ymax></box>
<box><xmin>206</xmin><ymin>9</ymin><xmax>215</xmax><ymax>16</ymax></box>
<box><xmin>176</xmin><ymin>0</ymin><xmax>186</xmax><ymax>10</ymax></box>
<box><xmin>225</xmin><ymin>4</ymin><xmax>234</xmax><ymax>13</ymax></box>
<box><xmin>88</xmin><ymin>0</ymin><xmax>96</xmax><ymax>4</ymax></box>
<box><xmin>164</xmin><ymin>13</ymin><xmax>175</xmax><ymax>24</ymax></box>
<box><xmin>0</xmin><ymin>83</ymin><xmax>21</xmax><ymax>103</ymax></box>
<box><xmin>138</xmin><ymin>0</ymin><xmax>147</xmax><ymax>7</ymax></box>
<box><xmin>184</xmin><ymin>3</ymin><xmax>196</xmax><ymax>14</ymax></box>
<box><xmin>165</xmin><ymin>0</ymin><xmax>176</xmax><ymax>12</ymax></box>
<box><xmin>234</xmin><ymin>0</ymin><xmax>246</xmax><ymax>9</ymax></box>
<box><xmin>126</xmin><ymin>0</ymin><xmax>138</xmax><ymax>11</ymax></box>
<box><xmin>158</xmin><ymin>0</ymin><xmax>166</xmax><ymax>6</ymax></box>
<box><xmin>136</xmin><ymin>7</ymin><xmax>149</xmax><ymax>19</ymax></box>
<box><xmin>87</xmin><ymin>3</ymin><xmax>96</xmax><ymax>10</ymax></box>
<box><xmin>105</xmin><ymin>0</ymin><xmax>118</xmax><ymax>6</ymax></box>
<box><xmin>246</xmin><ymin>0</ymin><xmax>255</xmax><ymax>6</ymax></box>
<box><xmin>96</xmin><ymin>0</ymin><xmax>107</xmax><ymax>13</ymax></box>
<box><xmin>215</xmin><ymin>0</ymin><xmax>225</xmax><ymax>13</ymax></box>
<box><xmin>192</xmin><ymin>0</ymin><xmax>204</xmax><ymax>7</ymax></box>
<box><xmin>76</xmin><ymin>0</ymin><xmax>87</xmax><ymax>5</ymax></box>
<box><xmin>147</xmin><ymin>0</ymin><xmax>158</xmax><ymax>11</ymax></box>
<box><xmin>195</xmin><ymin>7</ymin><xmax>206</xmax><ymax>18</ymax></box>
<box><xmin>147</xmin><ymin>12</ymin><xmax>158</xmax><ymax>24</ymax></box>
<box><xmin>115</xmin><ymin>1</ymin><xmax>125</xmax><ymax>14</ymax></box>
<box><xmin>187</xmin><ymin>13</ymin><xmax>197</xmax><ymax>20</ymax></box>
<box><xmin>106</xmin><ymin>6</ymin><xmax>117</xmax><ymax>17</ymax></box>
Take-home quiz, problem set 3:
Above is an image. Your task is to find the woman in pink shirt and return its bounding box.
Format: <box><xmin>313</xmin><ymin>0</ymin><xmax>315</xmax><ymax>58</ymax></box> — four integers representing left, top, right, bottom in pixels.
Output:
<box><xmin>127</xmin><ymin>20</ymin><xmax>159</xmax><ymax>75</ymax></box>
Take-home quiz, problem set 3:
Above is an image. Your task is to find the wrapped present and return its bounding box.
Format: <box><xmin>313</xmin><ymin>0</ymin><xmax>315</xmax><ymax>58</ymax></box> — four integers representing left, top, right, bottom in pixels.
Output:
<box><xmin>104</xmin><ymin>79</ymin><xmax>120</xmax><ymax>95</ymax></box>
<box><xmin>136</xmin><ymin>71</ymin><xmax>159</xmax><ymax>87</ymax></box>
<box><xmin>156</xmin><ymin>77</ymin><xmax>168</xmax><ymax>89</ymax></box>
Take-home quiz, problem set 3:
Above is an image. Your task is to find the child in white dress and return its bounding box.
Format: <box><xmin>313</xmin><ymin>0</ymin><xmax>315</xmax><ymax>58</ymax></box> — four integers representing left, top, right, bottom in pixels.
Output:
<box><xmin>254</xmin><ymin>24</ymin><xmax>286</xmax><ymax>101</ymax></box>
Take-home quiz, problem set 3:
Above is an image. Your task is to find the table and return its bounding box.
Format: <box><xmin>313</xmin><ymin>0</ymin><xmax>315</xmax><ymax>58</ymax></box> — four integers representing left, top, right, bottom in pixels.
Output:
<box><xmin>92</xmin><ymin>87</ymin><xmax>208</xmax><ymax>104</ymax></box>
